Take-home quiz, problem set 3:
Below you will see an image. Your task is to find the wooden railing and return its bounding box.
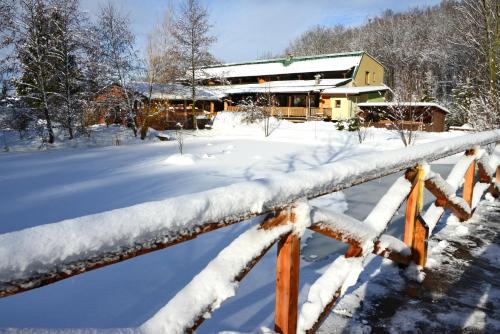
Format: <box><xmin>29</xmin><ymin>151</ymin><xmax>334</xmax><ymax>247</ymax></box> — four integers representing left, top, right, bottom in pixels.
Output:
<box><xmin>1</xmin><ymin>131</ymin><xmax>500</xmax><ymax>334</ymax></box>
<box><xmin>225</xmin><ymin>105</ymin><xmax>320</xmax><ymax>118</ymax></box>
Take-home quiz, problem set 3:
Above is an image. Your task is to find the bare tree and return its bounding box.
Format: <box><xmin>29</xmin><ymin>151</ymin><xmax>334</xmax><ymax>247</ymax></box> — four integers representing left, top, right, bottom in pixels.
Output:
<box><xmin>454</xmin><ymin>0</ymin><xmax>499</xmax><ymax>127</ymax></box>
<box><xmin>237</xmin><ymin>91</ymin><xmax>282</xmax><ymax>137</ymax></box>
<box><xmin>351</xmin><ymin>115</ymin><xmax>371</xmax><ymax>144</ymax></box>
<box><xmin>96</xmin><ymin>2</ymin><xmax>139</xmax><ymax>136</ymax></box>
<box><xmin>140</xmin><ymin>29</ymin><xmax>165</xmax><ymax>139</ymax></box>
<box><xmin>383</xmin><ymin>98</ymin><xmax>426</xmax><ymax>147</ymax></box>
<box><xmin>175</xmin><ymin>122</ymin><xmax>185</xmax><ymax>155</ymax></box>
<box><xmin>456</xmin><ymin>0</ymin><xmax>499</xmax><ymax>94</ymax></box>
<box><xmin>170</xmin><ymin>0</ymin><xmax>216</xmax><ymax>130</ymax></box>
<box><xmin>284</xmin><ymin>25</ymin><xmax>346</xmax><ymax>56</ymax></box>
<box><xmin>140</xmin><ymin>6</ymin><xmax>182</xmax><ymax>139</ymax></box>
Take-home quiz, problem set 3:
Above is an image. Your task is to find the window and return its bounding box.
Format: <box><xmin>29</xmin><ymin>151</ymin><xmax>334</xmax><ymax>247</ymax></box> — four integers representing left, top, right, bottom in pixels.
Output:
<box><xmin>365</xmin><ymin>71</ymin><xmax>370</xmax><ymax>85</ymax></box>
<box><xmin>335</xmin><ymin>100</ymin><xmax>341</xmax><ymax>108</ymax></box>
<box><xmin>293</xmin><ymin>95</ymin><xmax>306</xmax><ymax>107</ymax></box>
<box><xmin>372</xmin><ymin>72</ymin><xmax>376</xmax><ymax>83</ymax></box>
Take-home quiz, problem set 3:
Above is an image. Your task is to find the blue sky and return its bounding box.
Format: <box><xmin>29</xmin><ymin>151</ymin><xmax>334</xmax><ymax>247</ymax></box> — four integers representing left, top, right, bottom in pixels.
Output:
<box><xmin>81</xmin><ymin>0</ymin><xmax>443</xmax><ymax>63</ymax></box>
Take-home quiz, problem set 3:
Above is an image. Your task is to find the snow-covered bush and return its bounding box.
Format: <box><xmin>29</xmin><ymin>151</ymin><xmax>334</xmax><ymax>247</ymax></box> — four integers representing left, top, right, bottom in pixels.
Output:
<box><xmin>236</xmin><ymin>94</ymin><xmax>282</xmax><ymax>137</ymax></box>
<box><xmin>175</xmin><ymin>122</ymin><xmax>185</xmax><ymax>155</ymax></box>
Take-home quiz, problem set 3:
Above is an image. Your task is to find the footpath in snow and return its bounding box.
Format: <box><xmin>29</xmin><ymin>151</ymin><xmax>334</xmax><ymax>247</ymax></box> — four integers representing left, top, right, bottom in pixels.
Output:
<box><xmin>318</xmin><ymin>199</ymin><xmax>500</xmax><ymax>333</ymax></box>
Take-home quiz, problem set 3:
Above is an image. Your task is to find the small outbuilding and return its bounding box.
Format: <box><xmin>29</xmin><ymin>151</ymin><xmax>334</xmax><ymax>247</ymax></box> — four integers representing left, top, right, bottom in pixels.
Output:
<box><xmin>357</xmin><ymin>101</ymin><xmax>448</xmax><ymax>132</ymax></box>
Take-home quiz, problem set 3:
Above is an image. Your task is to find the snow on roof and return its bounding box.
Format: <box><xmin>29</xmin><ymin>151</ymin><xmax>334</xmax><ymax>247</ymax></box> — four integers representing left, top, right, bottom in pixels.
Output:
<box><xmin>357</xmin><ymin>101</ymin><xmax>450</xmax><ymax>114</ymax></box>
<box><xmin>201</xmin><ymin>52</ymin><xmax>364</xmax><ymax>79</ymax></box>
<box><xmin>322</xmin><ymin>85</ymin><xmax>391</xmax><ymax>95</ymax></box>
<box><xmin>205</xmin><ymin>79</ymin><xmax>349</xmax><ymax>95</ymax></box>
<box><xmin>129</xmin><ymin>82</ymin><xmax>219</xmax><ymax>101</ymax></box>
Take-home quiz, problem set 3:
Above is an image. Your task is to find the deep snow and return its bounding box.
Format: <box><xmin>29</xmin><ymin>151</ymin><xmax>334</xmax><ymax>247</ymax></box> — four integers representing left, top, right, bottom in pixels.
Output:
<box><xmin>0</xmin><ymin>113</ymin><xmax>489</xmax><ymax>333</ymax></box>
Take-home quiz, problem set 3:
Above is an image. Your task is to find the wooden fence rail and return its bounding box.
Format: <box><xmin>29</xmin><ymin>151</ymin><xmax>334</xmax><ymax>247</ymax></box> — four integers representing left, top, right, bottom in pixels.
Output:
<box><xmin>1</xmin><ymin>131</ymin><xmax>500</xmax><ymax>334</ymax></box>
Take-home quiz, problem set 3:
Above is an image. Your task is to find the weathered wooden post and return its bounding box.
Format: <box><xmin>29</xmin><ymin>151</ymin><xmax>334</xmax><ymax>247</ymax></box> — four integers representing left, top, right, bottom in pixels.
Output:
<box><xmin>413</xmin><ymin>216</ymin><xmax>429</xmax><ymax>266</ymax></box>
<box><xmin>275</xmin><ymin>207</ymin><xmax>300</xmax><ymax>334</ymax></box>
<box><xmin>492</xmin><ymin>165</ymin><xmax>500</xmax><ymax>198</ymax></box>
<box><xmin>404</xmin><ymin>168</ymin><xmax>419</xmax><ymax>247</ymax></box>
<box><xmin>463</xmin><ymin>149</ymin><xmax>476</xmax><ymax>207</ymax></box>
<box><xmin>404</xmin><ymin>166</ymin><xmax>429</xmax><ymax>267</ymax></box>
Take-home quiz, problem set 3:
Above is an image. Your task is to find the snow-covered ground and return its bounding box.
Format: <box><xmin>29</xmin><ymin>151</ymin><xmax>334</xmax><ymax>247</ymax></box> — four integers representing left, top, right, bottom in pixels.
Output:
<box><xmin>0</xmin><ymin>114</ymin><xmax>466</xmax><ymax>332</ymax></box>
<box><xmin>317</xmin><ymin>200</ymin><xmax>500</xmax><ymax>334</ymax></box>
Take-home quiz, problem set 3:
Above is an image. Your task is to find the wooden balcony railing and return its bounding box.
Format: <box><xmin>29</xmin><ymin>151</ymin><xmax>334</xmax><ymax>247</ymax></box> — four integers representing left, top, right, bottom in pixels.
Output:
<box><xmin>1</xmin><ymin>131</ymin><xmax>500</xmax><ymax>333</ymax></box>
<box><xmin>225</xmin><ymin>106</ymin><xmax>328</xmax><ymax>118</ymax></box>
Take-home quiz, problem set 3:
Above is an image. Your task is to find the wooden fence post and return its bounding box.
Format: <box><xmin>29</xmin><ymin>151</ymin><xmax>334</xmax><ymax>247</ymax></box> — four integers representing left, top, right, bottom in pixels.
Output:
<box><xmin>463</xmin><ymin>149</ymin><xmax>476</xmax><ymax>207</ymax></box>
<box><xmin>404</xmin><ymin>168</ymin><xmax>420</xmax><ymax>247</ymax></box>
<box><xmin>404</xmin><ymin>166</ymin><xmax>429</xmax><ymax>268</ymax></box>
<box><xmin>493</xmin><ymin>166</ymin><xmax>500</xmax><ymax>198</ymax></box>
<box><xmin>412</xmin><ymin>216</ymin><xmax>429</xmax><ymax>267</ymax></box>
<box><xmin>275</xmin><ymin>208</ymin><xmax>300</xmax><ymax>334</ymax></box>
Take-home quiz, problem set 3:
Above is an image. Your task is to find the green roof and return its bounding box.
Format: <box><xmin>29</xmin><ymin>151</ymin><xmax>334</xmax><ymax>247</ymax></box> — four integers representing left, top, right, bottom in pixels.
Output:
<box><xmin>204</xmin><ymin>51</ymin><xmax>366</xmax><ymax>69</ymax></box>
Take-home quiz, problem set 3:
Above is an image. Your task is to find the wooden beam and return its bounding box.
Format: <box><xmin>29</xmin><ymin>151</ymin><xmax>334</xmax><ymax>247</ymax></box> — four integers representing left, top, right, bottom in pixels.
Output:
<box><xmin>0</xmin><ymin>218</ymin><xmax>248</xmax><ymax>299</ymax></box>
<box><xmin>404</xmin><ymin>168</ymin><xmax>420</xmax><ymax>247</ymax></box>
<box><xmin>308</xmin><ymin>224</ymin><xmax>361</xmax><ymax>249</ymax></box>
<box><xmin>492</xmin><ymin>166</ymin><xmax>500</xmax><ymax>198</ymax></box>
<box><xmin>275</xmin><ymin>209</ymin><xmax>300</xmax><ymax>334</ymax></box>
<box><xmin>187</xmin><ymin>211</ymin><xmax>292</xmax><ymax>333</ymax></box>
<box><xmin>412</xmin><ymin>216</ymin><xmax>429</xmax><ymax>267</ymax></box>
<box><xmin>345</xmin><ymin>244</ymin><xmax>363</xmax><ymax>258</ymax></box>
<box><xmin>305</xmin><ymin>287</ymin><xmax>342</xmax><ymax>334</ymax></box>
<box><xmin>425</xmin><ymin>177</ymin><xmax>472</xmax><ymax>222</ymax></box>
<box><xmin>463</xmin><ymin>151</ymin><xmax>476</xmax><ymax>207</ymax></box>
<box><xmin>373</xmin><ymin>242</ymin><xmax>412</xmax><ymax>266</ymax></box>
<box><xmin>477</xmin><ymin>161</ymin><xmax>492</xmax><ymax>183</ymax></box>
<box><xmin>308</xmin><ymin>225</ymin><xmax>412</xmax><ymax>265</ymax></box>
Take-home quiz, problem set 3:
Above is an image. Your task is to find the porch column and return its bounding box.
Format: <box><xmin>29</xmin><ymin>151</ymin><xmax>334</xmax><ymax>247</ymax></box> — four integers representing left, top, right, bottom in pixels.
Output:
<box><xmin>319</xmin><ymin>95</ymin><xmax>324</xmax><ymax>115</ymax></box>
<box><xmin>287</xmin><ymin>96</ymin><xmax>292</xmax><ymax>117</ymax></box>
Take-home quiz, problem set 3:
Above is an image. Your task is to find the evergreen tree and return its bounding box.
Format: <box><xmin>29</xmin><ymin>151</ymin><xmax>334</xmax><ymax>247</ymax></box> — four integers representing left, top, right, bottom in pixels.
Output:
<box><xmin>421</xmin><ymin>71</ymin><xmax>437</xmax><ymax>102</ymax></box>
<box><xmin>50</xmin><ymin>0</ymin><xmax>88</xmax><ymax>139</ymax></box>
<box><xmin>449</xmin><ymin>77</ymin><xmax>475</xmax><ymax>127</ymax></box>
<box><xmin>16</xmin><ymin>0</ymin><xmax>56</xmax><ymax>143</ymax></box>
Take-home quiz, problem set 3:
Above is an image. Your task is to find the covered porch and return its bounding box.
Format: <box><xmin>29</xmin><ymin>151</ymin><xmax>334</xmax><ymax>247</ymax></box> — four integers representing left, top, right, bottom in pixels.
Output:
<box><xmin>224</xmin><ymin>92</ymin><xmax>333</xmax><ymax>120</ymax></box>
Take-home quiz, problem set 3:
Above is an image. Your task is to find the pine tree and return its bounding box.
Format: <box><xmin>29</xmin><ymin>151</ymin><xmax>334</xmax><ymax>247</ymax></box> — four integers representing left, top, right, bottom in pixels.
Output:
<box><xmin>449</xmin><ymin>77</ymin><xmax>475</xmax><ymax>127</ymax></box>
<box><xmin>50</xmin><ymin>0</ymin><xmax>88</xmax><ymax>139</ymax></box>
<box><xmin>16</xmin><ymin>0</ymin><xmax>56</xmax><ymax>144</ymax></box>
<box><xmin>421</xmin><ymin>71</ymin><xmax>437</xmax><ymax>102</ymax></box>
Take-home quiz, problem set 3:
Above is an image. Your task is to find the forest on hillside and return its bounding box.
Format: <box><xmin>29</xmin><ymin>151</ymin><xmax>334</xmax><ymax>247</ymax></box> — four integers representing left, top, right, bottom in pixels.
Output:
<box><xmin>283</xmin><ymin>0</ymin><xmax>499</xmax><ymax>128</ymax></box>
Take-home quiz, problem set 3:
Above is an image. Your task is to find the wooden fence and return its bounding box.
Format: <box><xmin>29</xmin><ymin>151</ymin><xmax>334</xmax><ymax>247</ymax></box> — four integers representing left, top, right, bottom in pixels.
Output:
<box><xmin>1</xmin><ymin>131</ymin><xmax>500</xmax><ymax>333</ymax></box>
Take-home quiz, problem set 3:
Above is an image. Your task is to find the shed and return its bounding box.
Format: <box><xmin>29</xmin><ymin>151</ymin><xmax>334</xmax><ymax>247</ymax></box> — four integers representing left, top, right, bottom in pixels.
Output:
<box><xmin>357</xmin><ymin>101</ymin><xmax>448</xmax><ymax>132</ymax></box>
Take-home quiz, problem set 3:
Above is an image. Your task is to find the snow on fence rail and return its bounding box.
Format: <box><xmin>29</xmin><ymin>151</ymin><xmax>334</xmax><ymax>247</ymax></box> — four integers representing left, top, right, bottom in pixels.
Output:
<box><xmin>1</xmin><ymin>130</ymin><xmax>500</xmax><ymax>333</ymax></box>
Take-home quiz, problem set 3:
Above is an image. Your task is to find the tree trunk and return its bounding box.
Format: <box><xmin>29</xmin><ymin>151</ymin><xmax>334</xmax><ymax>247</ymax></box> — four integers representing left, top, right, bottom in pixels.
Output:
<box><xmin>44</xmin><ymin>105</ymin><xmax>55</xmax><ymax>144</ymax></box>
<box><xmin>191</xmin><ymin>67</ymin><xmax>198</xmax><ymax>130</ymax></box>
<box><xmin>68</xmin><ymin>116</ymin><xmax>74</xmax><ymax>140</ymax></box>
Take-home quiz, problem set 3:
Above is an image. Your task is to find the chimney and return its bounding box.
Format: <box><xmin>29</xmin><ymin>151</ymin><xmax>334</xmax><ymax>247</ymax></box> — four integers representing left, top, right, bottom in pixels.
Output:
<box><xmin>314</xmin><ymin>74</ymin><xmax>322</xmax><ymax>85</ymax></box>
